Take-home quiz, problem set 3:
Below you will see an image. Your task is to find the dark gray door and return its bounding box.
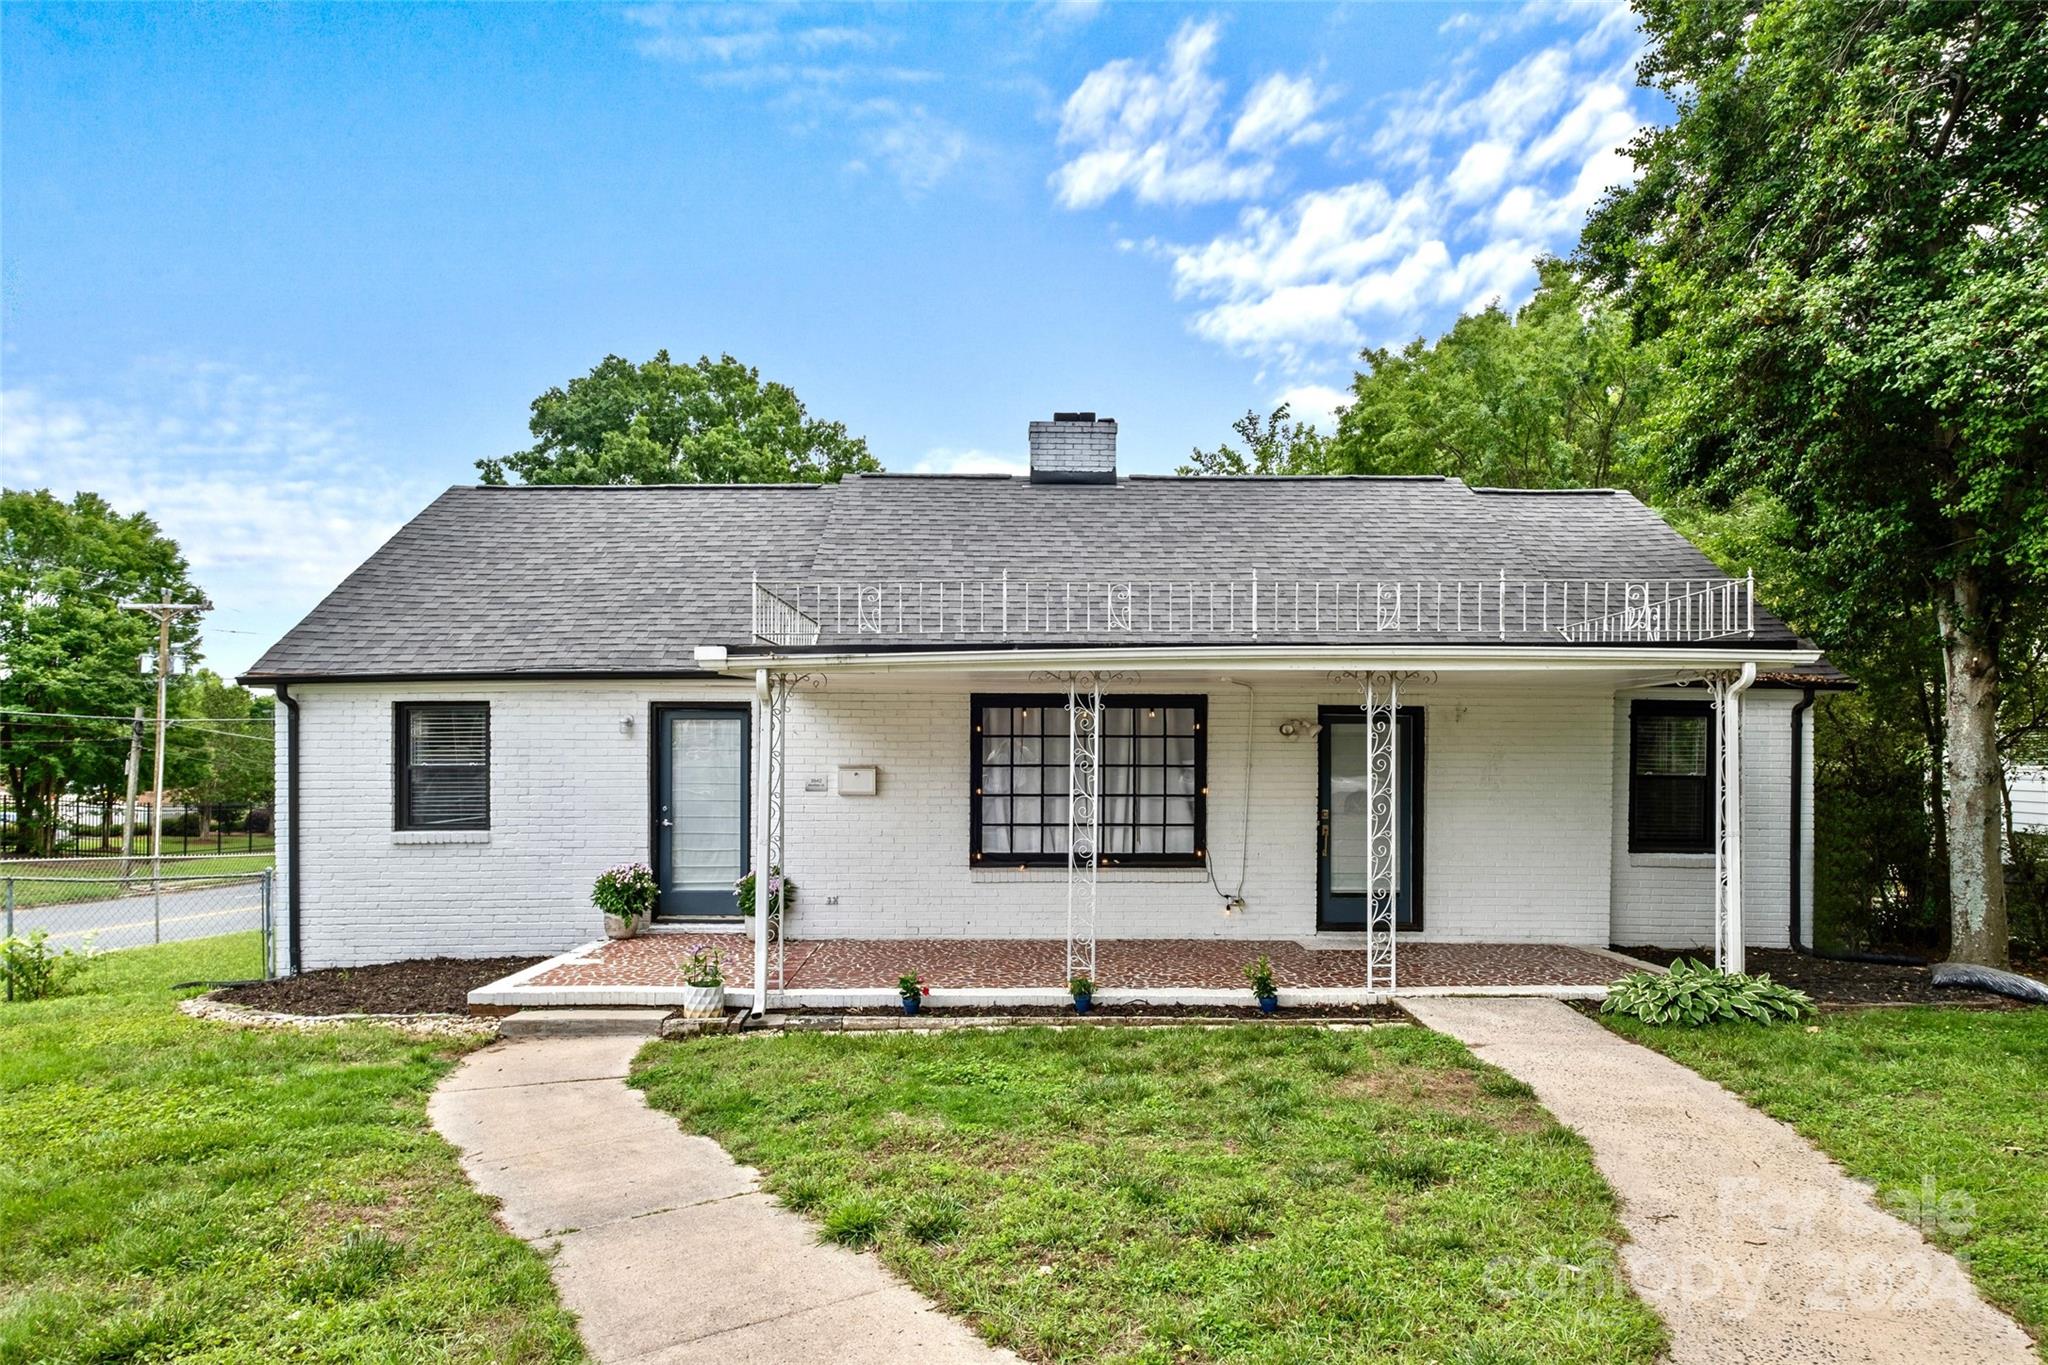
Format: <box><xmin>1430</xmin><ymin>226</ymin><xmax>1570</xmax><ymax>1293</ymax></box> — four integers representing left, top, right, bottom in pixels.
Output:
<box><xmin>1317</xmin><ymin>709</ymin><xmax>1422</xmax><ymax>931</ymax></box>
<box><xmin>654</xmin><ymin>706</ymin><xmax>748</xmax><ymax>919</ymax></box>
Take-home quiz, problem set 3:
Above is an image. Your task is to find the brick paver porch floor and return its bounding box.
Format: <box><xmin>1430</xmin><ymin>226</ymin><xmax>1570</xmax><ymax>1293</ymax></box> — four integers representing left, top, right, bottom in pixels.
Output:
<box><xmin>527</xmin><ymin>935</ymin><xmax>1626</xmax><ymax>992</ymax></box>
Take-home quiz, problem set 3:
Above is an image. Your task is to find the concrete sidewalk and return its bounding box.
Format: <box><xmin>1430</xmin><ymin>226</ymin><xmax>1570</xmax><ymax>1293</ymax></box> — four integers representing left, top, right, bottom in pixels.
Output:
<box><xmin>1404</xmin><ymin>997</ymin><xmax>2037</xmax><ymax>1365</ymax></box>
<box><xmin>427</xmin><ymin>1020</ymin><xmax>1014</xmax><ymax>1364</ymax></box>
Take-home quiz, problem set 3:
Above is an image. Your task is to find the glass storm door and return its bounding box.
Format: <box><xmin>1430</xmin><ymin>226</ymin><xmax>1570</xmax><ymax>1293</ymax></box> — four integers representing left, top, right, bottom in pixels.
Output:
<box><xmin>1317</xmin><ymin>710</ymin><xmax>1421</xmax><ymax>932</ymax></box>
<box><xmin>654</xmin><ymin>707</ymin><xmax>748</xmax><ymax>919</ymax></box>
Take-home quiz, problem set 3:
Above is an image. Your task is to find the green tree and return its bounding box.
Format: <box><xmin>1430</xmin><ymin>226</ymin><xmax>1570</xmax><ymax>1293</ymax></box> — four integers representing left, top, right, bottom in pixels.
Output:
<box><xmin>477</xmin><ymin>351</ymin><xmax>881</xmax><ymax>485</ymax></box>
<box><xmin>1330</xmin><ymin>260</ymin><xmax>1661</xmax><ymax>494</ymax></box>
<box><xmin>0</xmin><ymin>490</ymin><xmax>200</xmax><ymax>855</ymax></box>
<box><xmin>1579</xmin><ymin>0</ymin><xmax>2048</xmax><ymax>966</ymax></box>
<box><xmin>1178</xmin><ymin>403</ymin><xmax>1336</xmax><ymax>476</ymax></box>
<box><xmin>166</xmin><ymin>670</ymin><xmax>275</xmax><ymax>834</ymax></box>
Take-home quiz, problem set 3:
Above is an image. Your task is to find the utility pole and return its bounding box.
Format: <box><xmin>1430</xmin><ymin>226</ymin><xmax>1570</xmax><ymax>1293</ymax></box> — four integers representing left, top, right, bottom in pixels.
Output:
<box><xmin>119</xmin><ymin>593</ymin><xmax>209</xmax><ymax>896</ymax></box>
<box><xmin>118</xmin><ymin>706</ymin><xmax>144</xmax><ymax>877</ymax></box>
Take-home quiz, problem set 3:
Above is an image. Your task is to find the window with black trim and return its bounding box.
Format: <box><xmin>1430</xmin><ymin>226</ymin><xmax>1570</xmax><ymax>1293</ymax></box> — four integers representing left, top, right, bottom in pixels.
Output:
<box><xmin>971</xmin><ymin>694</ymin><xmax>1205</xmax><ymax>867</ymax></box>
<box><xmin>395</xmin><ymin>702</ymin><xmax>490</xmax><ymax>830</ymax></box>
<box><xmin>1629</xmin><ymin>700</ymin><xmax>1712</xmax><ymax>853</ymax></box>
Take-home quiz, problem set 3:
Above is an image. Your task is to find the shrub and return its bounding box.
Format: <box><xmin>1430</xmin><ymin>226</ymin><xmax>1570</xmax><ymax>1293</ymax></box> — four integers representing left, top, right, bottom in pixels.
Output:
<box><xmin>1068</xmin><ymin>974</ymin><xmax>1095</xmax><ymax>999</ymax></box>
<box><xmin>2</xmin><ymin>930</ymin><xmax>93</xmax><ymax>1003</ymax></box>
<box><xmin>591</xmin><ymin>862</ymin><xmax>658</xmax><ymax>919</ymax></box>
<box><xmin>1243</xmin><ymin>954</ymin><xmax>1277</xmax><ymax>1000</ymax></box>
<box><xmin>1601</xmin><ymin>957</ymin><xmax>1815</xmax><ymax>1027</ymax></box>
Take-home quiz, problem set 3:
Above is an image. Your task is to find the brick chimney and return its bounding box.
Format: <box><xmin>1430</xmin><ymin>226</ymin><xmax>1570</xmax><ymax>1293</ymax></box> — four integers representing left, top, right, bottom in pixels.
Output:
<box><xmin>1028</xmin><ymin>411</ymin><xmax>1117</xmax><ymax>485</ymax></box>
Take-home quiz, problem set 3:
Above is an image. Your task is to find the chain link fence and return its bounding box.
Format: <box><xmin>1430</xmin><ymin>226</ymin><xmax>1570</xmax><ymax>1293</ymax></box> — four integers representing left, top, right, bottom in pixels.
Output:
<box><xmin>2</xmin><ymin>856</ymin><xmax>274</xmax><ymax>996</ymax></box>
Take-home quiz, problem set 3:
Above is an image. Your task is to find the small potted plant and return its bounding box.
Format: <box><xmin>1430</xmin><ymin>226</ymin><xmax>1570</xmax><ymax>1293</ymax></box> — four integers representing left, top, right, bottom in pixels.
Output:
<box><xmin>593</xmin><ymin>862</ymin><xmax>658</xmax><ymax>940</ymax></box>
<box><xmin>1243</xmin><ymin>954</ymin><xmax>1279</xmax><ymax>1015</ymax></box>
<box><xmin>898</xmin><ymin>972</ymin><xmax>929</xmax><ymax>1016</ymax></box>
<box><xmin>1069</xmin><ymin>974</ymin><xmax>1096</xmax><ymax>1015</ymax></box>
<box><xmin>735</xmin><ymin>866</ymin><xmax>796</xmax><ymax>920</ymax></box>
<box><xmin>681</xmin><ymin>948</ymin><xmax>725</xmax><ymax>1019</ymax></box>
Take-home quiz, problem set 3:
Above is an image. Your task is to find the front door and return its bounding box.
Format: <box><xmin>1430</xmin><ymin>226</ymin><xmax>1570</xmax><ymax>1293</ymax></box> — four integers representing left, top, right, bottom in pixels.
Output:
<box><xmin>1318</xmin><ymin>708</ymin><xmax>1422</xmax><ymax>931</ymax></box>
<box><xmin>653</xmin><ymin>705</ymin><xmax>749</xmax><ymax>919</ymax></box>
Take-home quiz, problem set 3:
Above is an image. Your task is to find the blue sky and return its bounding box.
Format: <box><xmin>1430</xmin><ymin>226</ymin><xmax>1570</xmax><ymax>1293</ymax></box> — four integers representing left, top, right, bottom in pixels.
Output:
<box><xmin>2</xmin><ymin>1</ymin><xmax>1661</xmax><ymax>677</ymax></box>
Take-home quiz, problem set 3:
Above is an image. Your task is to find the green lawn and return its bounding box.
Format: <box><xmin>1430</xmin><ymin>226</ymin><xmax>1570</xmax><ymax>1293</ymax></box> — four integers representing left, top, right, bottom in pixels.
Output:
<box><xmin>634</xmin><ymin>1024</ymin><xmax>1667</xmax><ymax>1364</ymax></box>
<box><xmin>0</xmin><ymin>934</ymin><xmax>583</xmax><ymax>1364</ymax></box>
<box><xmin>2</xmin><ymin>853</ymin><xmax>276</xmax><ymax>908</ymax></box>
<box><xmin>1606</xmin><ymin>1008</ymin><xmax>2048</xmax><ymax>1356</ymax></box>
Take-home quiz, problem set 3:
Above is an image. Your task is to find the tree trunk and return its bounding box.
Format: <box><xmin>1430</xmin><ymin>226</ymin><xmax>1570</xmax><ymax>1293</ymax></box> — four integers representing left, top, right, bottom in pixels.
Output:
<box><xmin>1936</xmin><ymin>569</ymin><xmax>2009</xmax><ymax>967</ymax></box>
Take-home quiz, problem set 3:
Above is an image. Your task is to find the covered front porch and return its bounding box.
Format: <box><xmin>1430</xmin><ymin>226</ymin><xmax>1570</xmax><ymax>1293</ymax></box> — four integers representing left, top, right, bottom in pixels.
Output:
<box><xmin>469</xmin><ymin>933</ymin><xmax>1640</xmax><ymax>1010</ymax></box>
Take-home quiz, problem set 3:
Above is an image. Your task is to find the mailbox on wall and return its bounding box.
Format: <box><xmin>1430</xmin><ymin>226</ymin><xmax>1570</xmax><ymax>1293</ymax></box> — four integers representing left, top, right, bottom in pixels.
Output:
<box><xmin>837</xmin><ymin>764</ymin><xmax>878</xmax><ymax>796</ymax></box>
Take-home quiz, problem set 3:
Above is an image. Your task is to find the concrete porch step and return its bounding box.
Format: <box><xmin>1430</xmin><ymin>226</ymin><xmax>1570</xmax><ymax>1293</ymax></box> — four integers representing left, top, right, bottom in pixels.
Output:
<box><xmin>499</xmin><ymin>1007</ymin><xmax>673</xmax><ymax>1040</ymax></box>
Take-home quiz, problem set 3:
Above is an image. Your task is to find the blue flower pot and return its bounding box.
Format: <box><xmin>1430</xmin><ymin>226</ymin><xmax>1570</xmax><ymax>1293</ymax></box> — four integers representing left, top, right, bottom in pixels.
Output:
<box><xmin>901</xmin><ymin>995</ymin><xmax>921</xmax><ymax>1016</ymax></box>
<box><xmin>1257</xmin><ymin>995</ymin><xmax>1279</xmax><ymax>1015</ymax></box>
<box><xmin>1073</xmin><ymin>994</ymin><xmax>1093</xmax><ymax>1015</ymax></box>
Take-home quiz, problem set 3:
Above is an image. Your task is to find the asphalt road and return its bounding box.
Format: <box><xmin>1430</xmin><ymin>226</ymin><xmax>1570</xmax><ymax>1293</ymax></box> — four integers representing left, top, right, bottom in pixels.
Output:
<box><xmin>6</xmin><ymin>880</ymin><xmax>266</xmax><ymax>951</ymax></box>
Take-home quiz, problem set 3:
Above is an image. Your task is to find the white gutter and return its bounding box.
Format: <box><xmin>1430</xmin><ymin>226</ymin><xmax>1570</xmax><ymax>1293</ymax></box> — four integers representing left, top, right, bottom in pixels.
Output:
<box><xmin>712</xmin><ymin>643</ymin><xmax>1822</xmax><ymax>677</ymax></box>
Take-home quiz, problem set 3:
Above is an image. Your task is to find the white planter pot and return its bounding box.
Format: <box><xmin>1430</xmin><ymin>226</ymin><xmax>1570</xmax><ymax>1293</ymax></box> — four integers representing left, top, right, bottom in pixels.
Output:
<box><xmin>604</xmin><ymin>914</ymin><xmax>641</xmax><ymax>940</ymax></box>
<box><xmin>681</xmin><ymin>983</ymin><xmax>725</xmax><ymax>1019</ymax></box>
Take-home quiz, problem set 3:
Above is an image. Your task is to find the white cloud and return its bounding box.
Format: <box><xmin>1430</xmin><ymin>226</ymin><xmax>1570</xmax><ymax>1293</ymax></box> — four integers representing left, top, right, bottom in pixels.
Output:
<box><xmin>1273</xmin><ymin>383</ymin><xmax>1351</xmax><ymax>432</ymax></box>
<box><xmin>1068</xmin><ymin>8</ymin><xmax>1650</xmax><ymax>369</ymax></box>
<box><xmin>0</xmin><ymin>360</ymin><xmax>432</xmax><ymax>676</ymax></box>
<box><xmin>1050</xmin><ymin>20</ymin><xmax>1334</xmax><ymax>210</ymax></box>
<box><xmin>623</xmin><ymin>6</ymin><xmax>965</xmax><ymax>195</ymax></box>
<box><xmin>1227</xmin><ymin>73</ymin><xmax>1331</xmax><ymax>153</ymax></box>
<box><xmin>847</xmin><ymin>100</ymin><xmax>971</xmax><ymax>195</ymax></box>
<box><xmin>913</xmin><ymin>448</ymin><xmax>1029</xmax><ymax>476</ymax></box>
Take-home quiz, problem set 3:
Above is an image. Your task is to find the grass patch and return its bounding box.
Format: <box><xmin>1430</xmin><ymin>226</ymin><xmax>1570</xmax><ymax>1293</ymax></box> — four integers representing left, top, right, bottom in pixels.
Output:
<box><xmin>1606</xmin><ymin>1007</ymin><xmax>2048</xmax><ymax>1355</ymax></box>
<box><xmin>1</xmin><ymin>853</ymin><xmax>276</xmax><ymax>907</ymax></box>
<box><xmin>634</xmin><ymin>1024</ymin><xmax>1665</xmax><ymax>1363</ymax></box>
<box><xmin>0</xmin><ymin>933</ymin><xmax>583</xmax><ymax>1363</ymax></box>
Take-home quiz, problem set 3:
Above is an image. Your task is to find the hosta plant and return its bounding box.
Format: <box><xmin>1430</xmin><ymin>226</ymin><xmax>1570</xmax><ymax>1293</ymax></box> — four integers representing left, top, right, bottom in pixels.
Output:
<box><xmin>1602</xmin><ymin>957</ymin><xmax>1815</xmax><ymax>1027</ymax></box>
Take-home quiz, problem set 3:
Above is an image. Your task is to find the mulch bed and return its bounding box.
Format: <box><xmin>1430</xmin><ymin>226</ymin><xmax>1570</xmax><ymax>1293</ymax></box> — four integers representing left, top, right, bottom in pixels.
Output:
<box><xmin>1615</xmin><ymin>946</ymin><xmax>2044</xmax><ymax>1011</ymax></box>
<box><xmin>795</xmin><ymin>1001</ymin><xmax>1409</xmax><ymax>1021</ymax></box>
<box><xmin>216</xmin><ymin>956</ymin><xmax>546</xmax><ymax>1016</ymax></box>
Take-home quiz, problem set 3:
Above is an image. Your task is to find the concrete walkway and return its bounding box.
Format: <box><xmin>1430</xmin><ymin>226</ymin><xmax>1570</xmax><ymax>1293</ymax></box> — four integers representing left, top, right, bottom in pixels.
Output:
<box><xmin>427</xmin><ymin>1018</ymin><xmax>1015</xmax><ymax>1364</ymax></box>
<box><xmin>1404</xmin><ymin>997</ymin><xmax>2037</xmax><ymax>1365</ymax></box>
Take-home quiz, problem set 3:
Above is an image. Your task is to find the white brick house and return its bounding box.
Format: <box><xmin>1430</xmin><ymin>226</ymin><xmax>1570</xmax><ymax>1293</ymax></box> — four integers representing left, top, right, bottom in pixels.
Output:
<box><xmin>245</xmin><ymin>413</ymin><xmax>1842</xmax><ymax>1002</ymax></box>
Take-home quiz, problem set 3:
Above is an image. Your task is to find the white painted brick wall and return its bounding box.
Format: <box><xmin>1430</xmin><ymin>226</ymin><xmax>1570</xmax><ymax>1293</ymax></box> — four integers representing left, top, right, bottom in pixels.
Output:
<box><xmin>277</xmin><ymin>675</ymin><xmax>1798</xmax><ymax>970</ymax></box>
<box><xmin>1027</xmin><ymin>419</ymin><xmax>1117</xmax><ymax>477</ymax></box>
<box><xmin>1608</xmin><ymin>689</ymin><xmax>1810</xmax><ymax>951</ymax></box>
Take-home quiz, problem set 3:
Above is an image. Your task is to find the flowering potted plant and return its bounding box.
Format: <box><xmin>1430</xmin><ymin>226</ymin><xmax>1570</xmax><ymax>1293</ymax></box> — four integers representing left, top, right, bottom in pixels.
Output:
<box><xmin>734</xmin><ymin>866</ymin><xmax>796</xmax><ymax>920</ymax></box>
<box><xmin>681</xmin><ymin>948</ymin><xmax>725</xmax><ymax>1019</ymax></box>
<box><xmin>1243</xmin><ymin>954</ymin><xmax>1279</xmax><ymax>1014</ymax></box>
<box><xmin>898</xmin><ymin>972</ymin><xmax>928</xmax><ymax>1016</ymax></box>
<box><xmin>1069</xmin><ymin>974</ymin><xmax>1096</xmax><ymax>1015</ymax></box>
<box><xmin>593</xmin><ymin>862</ymin><xmax>658</xmax><ymax>940</ymax></box>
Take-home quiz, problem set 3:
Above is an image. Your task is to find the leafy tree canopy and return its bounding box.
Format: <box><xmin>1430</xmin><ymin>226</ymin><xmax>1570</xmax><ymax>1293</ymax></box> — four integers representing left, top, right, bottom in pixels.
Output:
<box><xmin>1</xmin><ymin>490</ymin><xmax>200</xmax><ymax>854</ymax></box>
<box><xmin>1179</xmin><ymin>404</ymin><xmax>1336</xmax><ymax>476</ymax></box>
<box><xmin>477</xmin><ymin>351</ymin><xmax>881</xmax><ymax>485</ymax></box>
<box><xmin>1578</xmin><ymin>0</ymin><xmax>2048</xmax><ymax>965</ymax></box>
<box><xmin>1331</xmin><ymin>260</ymin><xmax>1663</xmax><ymax>494</ymax></box>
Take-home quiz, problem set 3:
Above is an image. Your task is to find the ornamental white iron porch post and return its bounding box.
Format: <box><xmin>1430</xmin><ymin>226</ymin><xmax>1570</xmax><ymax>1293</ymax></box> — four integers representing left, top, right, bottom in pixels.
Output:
<box><xmin>1707</xmin><ymin>663</ymin><xmax>1757</xmax><ymax>974</ymax></box>
<box><xmin>1065</xmin><ymin>675</ymin><xmax>1103</xmax><ymax>985</ymax></box>
<box><xmin>751</xmin><ymin>669</ymin><xmax>807</xmax><ymax>1014</ymax></box>
<box><xmin>1362</xmin><ymin>672</ymin><xmax>1399</xmax><ymax>993</ymax></box>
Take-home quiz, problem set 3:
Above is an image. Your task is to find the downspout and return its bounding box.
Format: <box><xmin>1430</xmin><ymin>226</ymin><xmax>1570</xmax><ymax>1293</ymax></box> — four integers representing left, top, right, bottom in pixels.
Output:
<box><xmin>1789</xmin><ymin>685</ymin><xmax>1815</xmax><ymax>953</ymax></box>
<box><xmin>276</xmin><ymin>682</ymin><xmax>302</xmax><ymax>977</ymax></box>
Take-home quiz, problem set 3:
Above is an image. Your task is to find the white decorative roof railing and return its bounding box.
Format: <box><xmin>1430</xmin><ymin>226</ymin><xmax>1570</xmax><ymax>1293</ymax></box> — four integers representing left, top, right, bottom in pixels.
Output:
<box><xmin>750</xmin><ymin>570</ymin><xmax>1755</xmax><ymax>648</ymax></box>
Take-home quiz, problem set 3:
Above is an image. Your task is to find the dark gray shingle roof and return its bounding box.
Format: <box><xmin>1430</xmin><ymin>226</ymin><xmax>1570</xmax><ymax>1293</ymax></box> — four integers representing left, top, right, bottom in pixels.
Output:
<box><xmin>244</xmin><ymin>476</ymin><xmax>1807</xmax><ymax>680</ymax></box>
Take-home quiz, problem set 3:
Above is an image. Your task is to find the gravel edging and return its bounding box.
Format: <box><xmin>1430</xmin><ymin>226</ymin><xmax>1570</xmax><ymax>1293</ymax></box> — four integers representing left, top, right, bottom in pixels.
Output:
<box><xmin>179</xmin><ymin>991</ymin><xmax>500</xmax><ymax>1040</ymax></box>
